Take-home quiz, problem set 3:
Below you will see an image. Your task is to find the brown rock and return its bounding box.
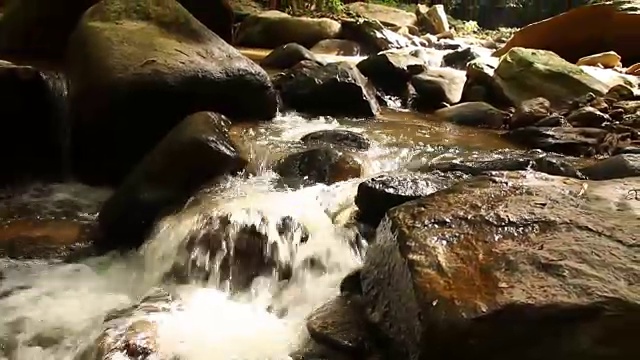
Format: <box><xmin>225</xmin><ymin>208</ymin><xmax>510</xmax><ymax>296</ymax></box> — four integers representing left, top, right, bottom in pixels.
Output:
<box><xmin>493</xmin><ymin>2</ymin><xmax>640</xmax><ymax>66</ymax></box>
<box><xmin>360</xmin><ymin>171</ymin><xmax>640</xmax><ymax>360</ymax></box>
<box><xmin>626</xmin><ymin>62</ymin><xmax>640</xmax><ymax>75</ymax></box>
<box><xmin>510</xmin><ymin>97</ymin><xmax>552</xmax><ymax>129</ymax></box>
<box><xmin>576</xmin><ymin>51</ymin><xmax>622</xmax><ymax>68</ymax></box>
<box><xmin>566</xmin><ymin>106</ymin><xmax>612</xmax><ymax>128</ymax></box>
<box><xmin>434</xmin><ymin>102</ymin><xmax>508</xmax><ymax>129</ymax></box>
<box><xmin>505</xmin><ymin>126</ymin><xmax>625</xmax><ymax>156</ymax></box>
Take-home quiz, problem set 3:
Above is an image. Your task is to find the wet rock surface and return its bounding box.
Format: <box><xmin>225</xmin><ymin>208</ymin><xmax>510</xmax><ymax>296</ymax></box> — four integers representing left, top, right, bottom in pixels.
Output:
<box><xmin>358</xmin><ymin>171</ymin><xmax>640</xmax><ymax>360</ymax></box>
<box><xmin>410</xmin><ymin>67</ymin><xmax>466</xmax><ymax>111</ymax></box>
<box><xmin>580</xmin><ymin>154</ymin><xmax>640</xmax><ymax>180</ymax></box>
<box><xmin>274</xmin><ymin>61</ymin><xmax>380</xmax><ymax>117</ymax></box>
<box><xmin>275</xmin><ymin>147</ymin><xmax>363</xmax><ymax>187</ymax></box>
<box><xmin>357</xmin><ymin>51</ymin><xmax>426</xmax><ymax>99</ymax></box>
<box><xmin>98</xmin><ymin>112</ymin><xmax>247</xmax><ymax>250</ymax></box>
<box><xmin>300</xmin><ymin>129</ymin><xmax>371</xmax><ymax>151</ymax></box>
<box><xmin>355</xmin><ymin>171</ymin><xmax>469</xmax><ymax>227</ymax></box>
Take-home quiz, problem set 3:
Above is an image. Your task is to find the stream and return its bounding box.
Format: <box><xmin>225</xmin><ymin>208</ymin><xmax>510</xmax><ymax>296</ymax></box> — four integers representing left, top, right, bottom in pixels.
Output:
<box><xmin>0</xmin><ymin>47</ymin><xmax>516</xmax><ymax>360</ymax></box>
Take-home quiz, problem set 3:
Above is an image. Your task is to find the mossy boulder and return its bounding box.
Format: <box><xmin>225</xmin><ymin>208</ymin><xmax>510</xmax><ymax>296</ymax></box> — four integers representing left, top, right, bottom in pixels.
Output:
<box><xmin>495</xmin><ymin>47</ymin><xmax>609</xmax><ymax>108</ymax></box>
<box><xmin>66</xmin><ymin>0</ymin><xmax>277</xmax><ymax>185</ymax></box>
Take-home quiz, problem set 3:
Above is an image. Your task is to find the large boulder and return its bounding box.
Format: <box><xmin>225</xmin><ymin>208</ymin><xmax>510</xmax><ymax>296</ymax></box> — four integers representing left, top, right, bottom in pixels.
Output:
<box><xmin>97</xmin><ymin>112</ymin><xmax>247</xmax><ymax>250</ymax></box>
<box><xmin>177</xmin><ymin>0</ymin><xmax>234</xmax><ymax>43</ymax></box>
<box><xmin>0</xmin><ymin>61</ymin><xmax>67</xmax><ymax>184</ymax></box>
<box><xmin>410</xmin><ymin>67</ymin><xmax>466</xmax><ymax>111</ymax></box>
<box><xmin>275</xmin><ymin>147</ymin><xmax>363</xmax><ymax>187</ymax></box>
<box><xmin>345</xmin><ymin>2</ymin><xmax>417</xmax><ymax>28</ymax></box>
<box><xmin>0</xmin><ymin>0</ymin><xmax>98</xmax><ymax>64</ymax></box>
<box><xmin>274</xmin><ymin>61</ymin><xmax>380</xmax><ymax>117</ymax></box>
<box><xmin>495</xmin><ymin>47</ymin><xmax>610</xmax><ymax>108</ymax></box>
<box><xmin>415</xmin><ymin>4</ymin><xmax>449</xmax><ymax>35</ymax></box>
<box><xmin>235</xmin><ymin>10</ymin><xmax>341</xmax><ymax>48</ymax></box>
<box><xmin>261</xmin><ymin>43</ymin><xmax>323</xmax><ymax>70</ymax></box>
<box><xmin>493</xmin><ymin>1</ymin><xmax>640</xmax><ymax>66</ymax></box>
<box><xmin>356</xmin><ymin>51</ymin><xmax>426</xmax><ymax>99</ymax></box>
<box><xmin>67</xmin><ymin>0</ymin><xmax>277</xmax><ymax>185</ymax></box>
<box><xmin>359</xmin><ymin>171</ymin><xmax>640</xmax><ymax>360</ymax></box>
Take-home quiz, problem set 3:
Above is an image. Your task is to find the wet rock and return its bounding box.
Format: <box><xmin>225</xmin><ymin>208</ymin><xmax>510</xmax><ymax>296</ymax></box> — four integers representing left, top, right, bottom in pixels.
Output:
<box><xmin>461</xmin><ymin>57</ymin><xmax>512</xmax><ymax>108</ymax></box>
<box><xmin>177</xmin><ymin>0</ymin><xmax>234</xmax><ymax>43</ymax></box>
<box><xmin>418</xmin><ymin>152</ymin><xmax>584</xmax><ymax>179</ymax></box>
<box><xmin>275</xmin><ymin>147</ymin><xmax>362</xmax><ymax>187</ymax></box>
<box><xmin>83</xmin><ymin>288</ymin><xmax>173</xmax><ymax>360</ymax></box>
<box><xmin>345</xmin><ymin>2</ymin><xmax>416</xmax><ymax>28</ymax></box>
<box><xmin>359</xmin><ymin>172</ymin><xmax>640</xmax><ymax>360</ymax></box>
<box><xmin>510</xmin><ymin>97</ymin><xmax>552</xmax><ymax>129</ymax></box>
<box><xmin>493</xmin><ymin>1</ymin><xmax>640</xmax><ymax>66</ymax></box>
<box><xmin>534</xmin><ymin>114</ymin><xmax>569</xmax><ymax>127</ymax></box>
<box><xmin>306</xmin><ymin>294</ymin><xmax>370</xmax><ymax>356</ymax></box>
<box><xmin>0</xmin><ymin>62</ymin><xmax>67</xmax><ymax>184</ymax></box>
<box><xmin>612</xmin><ymin>100</ymin><xmax>640</xmax><ymax>114</ymax></box>
<box><xmin>261</xmin><ymin>43</ymin><xmax>323</xmax><ymax>70</ymax></box>
<box><xmin>98</xmin><ymin>112</ymin><xmax>246</xmax><ymax>250</ymax></box>
<box><xmin>355</xmin><ymin>171</ymin><xmax>469</xmax><ymax>227</ymax></box>
<box><xmin>410</xmin><ymin>67</ymin><xmax>466</xmax><ymax>112</ymax></box>
<box><xmin>236</xmin><ymin>10</ymin><xmax>340</xmax><ymax>48</ymax></box>
<box><xmin>441</xmin><ymin>47</ymin><xmax>482</xmax><ymax>70</ymax></box>
<box><xmin>580</xmin><ymin>154</ymin><xmax>640</xmax><ymax>180</ymax></box>
<box><xmin>341</xmin><ymin>18</ymin><xmax>413</xmax><ymax>54</ymax></box>
<box><xmin>356</xmin><ymin>51</ymin><xmax>426</xmax><ymax>99</ymax></box>
<box><xmin>310</xmin><ymin>39</ymin><xmax>364</xmax><ymax>57</ymax></box>
<box><xmin>606</xmin><ymin>84</ymin><xmax>637</xmax><ymax>102</ymax></box>
<box><xmin>434</xmin><ymin>102</ymin><xmax>508</xmax><ymax>129</ymax></box>
<box><xmin>67</xmin><ymin>0</ymin><xmax>277</xmax><ymax>185</ymax></box>
<box><xmin>566</xmin><ymin>106</ymin><xmax>612</xmax><ymax>128</ymax></box>
<box><xmin>577</xmin><ymin>51</ymin><xmax>622</xmax><ymax>69</ymax></box>
<box><xmin>300</xmin><ymin>129</ymin><xmax>371</xmax><ymax>151</ymax></box>
<box><xmin>175</xmin><ymin>212</ymin><xmax>310</xmax><ymax>291</ymax></box>
<box><xmin>495</xmin><ymin>48</ymin><xmax>609</xmax><ymax>109</ymax></box>
<box><xmin>274</xmin><ymin>61</ymin><xmax>380</xmax><ymax>117</ymax></box>
<box><xmin>505</xmin><ymin>126</ymin><xmax>622</xmax><ymax>157</ymax></box>
<box><xmin>0</xmin><ymin>0</ymin><xmax>98</xmax><ymax>64</ymax></box>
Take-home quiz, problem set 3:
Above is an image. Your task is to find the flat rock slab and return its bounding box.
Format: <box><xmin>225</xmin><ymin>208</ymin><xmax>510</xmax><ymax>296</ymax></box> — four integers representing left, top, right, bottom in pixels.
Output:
<box><xmin>360</xmin><ymin>171</ymin><xmax>640</xmax><ymax>360</ymax></box>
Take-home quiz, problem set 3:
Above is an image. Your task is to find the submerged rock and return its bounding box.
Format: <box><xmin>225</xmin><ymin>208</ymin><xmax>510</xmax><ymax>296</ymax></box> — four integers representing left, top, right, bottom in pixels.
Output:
<box><xmin>310</xmin><ymin>39</ymin><xmax>364</xmax><ymax>57</ymax></box>
<box><xmin>300</xmin><ymin>129</ymin><xmax>371</xmax><ymax>151</ymax></box>
<box><xmin>355</xmin><ymin>171</ymin><xmax>469</xmax><ymax>227</ymax></box>
<box><xmin>98</xmin><ymin>112</ymin><xmax>246</xmax><ymax>250</ymax></box>
<box><xmin>67</xmin><ymin>0</ymin><xmax>277</xmax><ymax>185</ymax></box>
<box><xmin>275</xmin><ymin>147</ymin><xmax>362</xmax><ymax>187</ymax></box>
<box><xmin>275</xmin><ymin>61</ymin><xmax>380</xmax><ymax>117</ymax></box>
<box><xmin>359</xmin><ymin>171</ymin><xmax>640</xmax><ymax>360</ymax></box>
<box><xmin>173</xmin><ymin>211</ymin><xmax>310</xmax><ymax>291</ymax></box>
<box><xmin>434</xmin><ymin>102</ymin><xmax>508</xmax><ymax>129</ymax></box>
<box><xmin>235</xmin><ymin>10</ymin><xmax>340</xmax><ymax>48</ymax></box>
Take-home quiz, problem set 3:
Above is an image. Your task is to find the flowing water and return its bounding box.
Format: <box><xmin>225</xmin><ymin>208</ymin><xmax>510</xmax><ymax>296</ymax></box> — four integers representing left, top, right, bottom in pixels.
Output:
<box><xmin>0</xmin><ymin>46</ymin><xmax>516</xmax><ymax>360</ymax></box>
